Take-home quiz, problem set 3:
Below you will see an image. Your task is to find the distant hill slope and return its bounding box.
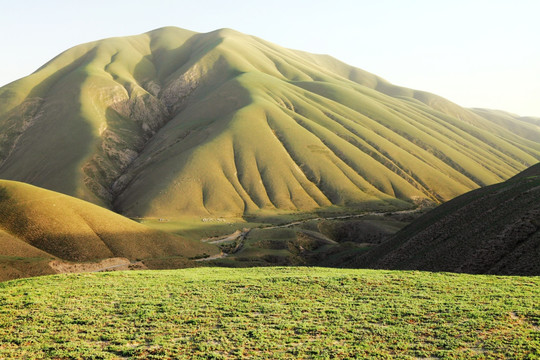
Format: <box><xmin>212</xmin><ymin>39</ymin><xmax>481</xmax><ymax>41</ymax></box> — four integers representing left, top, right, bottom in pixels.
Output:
<box><xmin>352</xmin><ymin>163</ymin><xmax>540</xmax><ymax>275</ymax></box>
<box><xmin>471</xmin><ymin>108</ymin><xmax>540</xmax><ymax>142</ymax></box>
<box><xmin>0</xmin><ymin>180</ymin><xmax>217</xmax><ymax>280</ymax></box>
<box><xmin>1</xmin><ymin>26</ymin><xmax>539</xmax><ymax>218</ymax></box>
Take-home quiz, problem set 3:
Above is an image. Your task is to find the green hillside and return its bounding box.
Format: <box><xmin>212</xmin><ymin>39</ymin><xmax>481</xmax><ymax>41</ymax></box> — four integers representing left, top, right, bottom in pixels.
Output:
<box><xmin>0</xmin><ymin>180</ymin><xmax>217</xmax><ymax>281</ymax></box>
<box><xmin>351</xmin><ymin>162</ymin><xmax>540</xmax><ymax>275</ymax></box>
<box><xmin>1</xmin><ymin>26</ymin><xmax>539</xmax><ymax>220</ymax></box>
<box><xmin>471</xmin><ymin>108</ymin><xmax>540</xmax><ymax>142</ymax></box>
<box><xmin>0</xmin><ymin>267</ymin><xmax>538</xmax><ymax>359</ymax></box>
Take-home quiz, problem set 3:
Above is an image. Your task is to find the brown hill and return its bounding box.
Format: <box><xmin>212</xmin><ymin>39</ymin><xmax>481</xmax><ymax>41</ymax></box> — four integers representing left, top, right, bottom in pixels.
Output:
<box><xmin>0</xmin><ymin>180</ymin><xmax>217</xmax><ymax>281</ymax></box>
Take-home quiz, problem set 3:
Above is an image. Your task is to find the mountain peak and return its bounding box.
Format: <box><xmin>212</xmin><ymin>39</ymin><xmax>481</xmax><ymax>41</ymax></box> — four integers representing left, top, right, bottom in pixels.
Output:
<box><xmin>0</xmin><ymin>28</ymin><xmax>539</xmax><ymax>219</ymax></box>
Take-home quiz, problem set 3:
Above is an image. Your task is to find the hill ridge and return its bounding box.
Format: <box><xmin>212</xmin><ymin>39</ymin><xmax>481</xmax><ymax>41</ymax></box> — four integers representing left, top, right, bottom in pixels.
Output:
<box><xmin>0</xmin><ymin>179</ymin><xmax>218</xmax><ymax>280</ymax></box>
<box><xmin>351</xmin><ymin>162</ymin><xmax>540</xmax><ymax>275</ymax></box>
<box><xmin>0</xmin><ymin>179</ymin><xmax>217</xmax><ymax>261</ymax></box>
<box><xmin>1</xmin><ymin>26</ymin><xmax>539</xmax><ymax>218</ymax></box>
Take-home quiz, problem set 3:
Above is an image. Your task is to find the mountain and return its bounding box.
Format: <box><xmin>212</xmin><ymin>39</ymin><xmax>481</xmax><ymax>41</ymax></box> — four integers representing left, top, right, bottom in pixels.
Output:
<box><xmin>351</xmin><ymin>162</ymin><xmax>540</xmax><ymax>275</ymax></box>
<box><xmin>0</xmin><ymin>180</ymin><xmax>217</xmax><ymax>281</ymax></box>
<box><xmin>1</xmin><ymin>26</ymin><xmax>539</xmax><ymax>219</ymax></box>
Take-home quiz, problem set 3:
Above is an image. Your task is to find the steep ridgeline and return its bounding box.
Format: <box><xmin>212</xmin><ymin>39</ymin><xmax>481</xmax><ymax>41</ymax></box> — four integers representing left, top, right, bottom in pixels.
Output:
<box><xmin>353</xmin><ymin>162</ymin><xmax>540</xmax><ymax>275</ymax></box>
<box><xmin>0</xmin><ymin>27</ymin><xmax>539</xmax><ymax>218</ymax></box>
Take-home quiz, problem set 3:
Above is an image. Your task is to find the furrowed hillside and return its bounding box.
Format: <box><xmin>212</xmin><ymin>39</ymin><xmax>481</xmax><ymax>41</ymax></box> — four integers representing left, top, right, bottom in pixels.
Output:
<box><xmin>471</xmin><ymin>109</ymin><xmax>540</xmax><ymax>142</ymax></box>
<box><xmin>0</xmin><ymin>180</ymin><xmax>217</xmax><ymax>281</ymax></box>
<box><xmin>352</xmin><ymin>162</ymin><xmax>540</xmax><ymax>275</ymax></box>
<box><xmin>1</xmin><ymin>26</ymin><xmax>539</xmax><ymax>219</ymax></box>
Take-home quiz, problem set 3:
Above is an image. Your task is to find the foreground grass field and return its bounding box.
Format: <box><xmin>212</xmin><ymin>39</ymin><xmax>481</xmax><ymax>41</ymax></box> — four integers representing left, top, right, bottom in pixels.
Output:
<box><xmin>0</xmin><ymin>267</ymin><xmax>538</xmax><ymax>359</ymax></box>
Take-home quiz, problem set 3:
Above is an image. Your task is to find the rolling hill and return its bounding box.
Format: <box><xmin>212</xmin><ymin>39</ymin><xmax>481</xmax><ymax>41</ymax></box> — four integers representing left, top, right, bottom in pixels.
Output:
<box><xmin>0</xmin><ymin>180</ymin><xmax>217</xmax><ymax>281</ymax></box>
<box><xmin>351</xmin><ymin>162</ymin><xmax>540</xmax><ymax>275</ymax></box>
<box><xmin>1</xmin><ymin>26</ymin><xmax>539</xmax><ymax>220</ymax></box>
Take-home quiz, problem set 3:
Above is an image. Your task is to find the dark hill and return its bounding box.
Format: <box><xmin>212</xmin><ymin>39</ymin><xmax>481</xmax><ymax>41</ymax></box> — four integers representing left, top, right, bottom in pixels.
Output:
<box><xmin>352</xmin><ymin>163</ymin><xmax>540</xmax><ymax>275</ymax></box>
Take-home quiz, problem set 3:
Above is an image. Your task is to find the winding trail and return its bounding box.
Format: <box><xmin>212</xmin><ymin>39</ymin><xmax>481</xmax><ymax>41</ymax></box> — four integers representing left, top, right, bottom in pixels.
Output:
<box><xmin>204</xmin><ymin>230</ymin><xmax>244</xmax><ymax>244</ymax></box>
<box><xmin>49</xmin><ymin>258</ymin><xmax>146</xmax><ymax>274</ymax></box>
<box><xmin>194</xmin><ymin>253</ymin><xmax>229</xmax><ymax>262</ymax></box>
<box><xmin>195</xmin><ymin>208</ymin><xmax>422</xmax><ymax>261</ymax></box>
<box><xmin>264</xmin><ymin>208</ymin><xmax>420</xmax><ymax>229</ymax></box>
<box><xmin>48</xmin><ymin>209</ymin><xmax>423</xmax><ymax>269</ymax></box>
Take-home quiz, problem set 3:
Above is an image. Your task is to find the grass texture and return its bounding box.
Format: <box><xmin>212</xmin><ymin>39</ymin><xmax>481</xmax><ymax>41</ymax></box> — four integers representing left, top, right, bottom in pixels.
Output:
<box><xmin>0</xmin><ymin>267</ymin><xmax>538</xmax><ymax>359</ymax></box>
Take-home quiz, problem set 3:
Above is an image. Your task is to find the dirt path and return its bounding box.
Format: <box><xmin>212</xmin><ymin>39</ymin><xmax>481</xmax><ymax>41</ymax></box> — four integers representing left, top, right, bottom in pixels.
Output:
<box><xmin>49</xmin><ymin>258</ymin><xmax>146</xmax><ymax>273</ymax></box>
<box><xmin>205</xmin><ymin>230</ymin><xmax>244</xmax><ymax>244</ymax></box>
<box><xmin>196</xmin><ymin>228</ymin><xmax>251</xmax><ymax>261</ymax></box>
<box><xmin>202</xmin><ymin>228</ymin><xmax>251</xmax><ymax>246</ymax></box>
<box><xmin>264</xmin><ymin>208</ymin><xmax>420</xmax><ymax>230</ymax></box>
<box><xmin>194</xmin><ymin>252</ymin><xmax>229</xmax><ymax>262</ymax></box>
<box><xmin>193</xmin><ymin>209</ymin><xmax>422</xmax><ymax>263</ymax></box>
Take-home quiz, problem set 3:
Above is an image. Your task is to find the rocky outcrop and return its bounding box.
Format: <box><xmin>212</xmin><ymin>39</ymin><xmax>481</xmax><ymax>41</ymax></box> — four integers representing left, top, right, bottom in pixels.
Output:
<box><xmin>0</xmin><ymin>97</ymin><xmax>44</xmax><ymax>166</ymax></box>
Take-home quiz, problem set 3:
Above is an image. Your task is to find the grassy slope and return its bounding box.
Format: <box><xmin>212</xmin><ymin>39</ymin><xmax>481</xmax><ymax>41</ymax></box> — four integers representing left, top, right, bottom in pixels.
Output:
<box><xmin>471</xmin><ymin>108</ymin><xmax>540</xmax><ymax>142</ymax></box>
<box><xmin>0</xmin><ymin>267</ymin><xmax>538</xmax><ymax>359</ymax></box>
<box><xmin>0</xmin><ymin>180</ymin><xmax>217</xmax><ymax>280</ymax></box>
<box><xmin>352</xmin><ymin>163</ymin><xmax>540</xmax><ymax>275</ymax></box>
<box><xmin>1</xmin><ymin>27</ymin><xmax>539</xmax><ymax>220</ymax></box>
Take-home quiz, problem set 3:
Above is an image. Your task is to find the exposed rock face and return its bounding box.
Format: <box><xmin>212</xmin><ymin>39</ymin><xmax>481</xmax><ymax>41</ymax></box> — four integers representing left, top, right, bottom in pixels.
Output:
<box><xmin>160</xmin><ymin>63</ymin><xmax>202</xmax><ymax>112</ymax></box>
<box><xmin>81</xmin><ymin>61</ymin><xmax>207</xmax><ymax>205</ymax></box>
<box><xmin>83</xmin><ymin>85</ymin><xmax>173</xmax><ymax>203</ymax></box>
<box><xmin>0</xmin><ymin>98</ymin><xmax>44</xmax><ymax>166</ymax></box>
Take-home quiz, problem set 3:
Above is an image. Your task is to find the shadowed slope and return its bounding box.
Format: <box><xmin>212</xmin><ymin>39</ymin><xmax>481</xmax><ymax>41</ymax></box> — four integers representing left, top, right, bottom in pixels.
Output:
<box><xmin>1</xmin><ymin>27</ymin><xmax>539</xmax><ymax>218</ymax></box>
<box><xmin>0</xmin><ymin>180</ymin><xmax>217</xmax><ymax>280</ymax></box>
<box><xmin>353</xmin><ymin>163</ymin><xmax>540</xmax><ymax>275</ymax></box>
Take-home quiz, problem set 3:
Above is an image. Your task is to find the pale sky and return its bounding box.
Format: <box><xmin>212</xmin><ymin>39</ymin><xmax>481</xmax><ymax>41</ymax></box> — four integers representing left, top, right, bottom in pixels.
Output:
<box><xmin>1</xmin><ymin>0</ymin><xmax>539</xmax><ymax>116</ymax></box>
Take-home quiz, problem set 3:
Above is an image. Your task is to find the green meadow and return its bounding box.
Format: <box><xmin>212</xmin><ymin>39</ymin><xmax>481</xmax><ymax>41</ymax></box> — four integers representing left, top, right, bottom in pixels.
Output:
<box><xmin>1</xmin><ymin>267</ymin><xmax>538</xmax><ymax>359</ymax></box>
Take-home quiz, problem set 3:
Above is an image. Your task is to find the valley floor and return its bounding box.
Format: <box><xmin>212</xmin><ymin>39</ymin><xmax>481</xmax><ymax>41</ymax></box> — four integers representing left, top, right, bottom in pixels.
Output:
<box><xmin>0</xmin><ymin>207</ymin><xmax>424</xmax><ymax>282</ymax></box>
<box><xmin>139</xmin><ymin>208</ymin><xmax>422</xmax><ymax>268</ymax></box>
<box><xmin>0</xmin><ymin>267</ymin><xmax>538</xmax><ymax>359</ymax></box>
